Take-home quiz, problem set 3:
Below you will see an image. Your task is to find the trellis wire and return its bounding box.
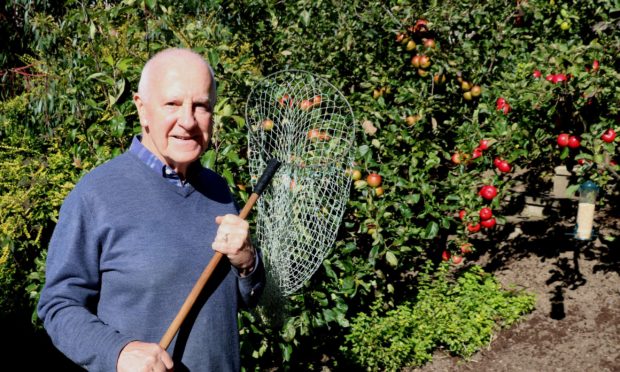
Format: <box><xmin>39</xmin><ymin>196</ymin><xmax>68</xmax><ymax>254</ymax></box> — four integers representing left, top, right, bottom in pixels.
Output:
<box><xmin>246</xmin><ymin>70</ymin><xmax>355</xmax><ymax>295</ymax></box>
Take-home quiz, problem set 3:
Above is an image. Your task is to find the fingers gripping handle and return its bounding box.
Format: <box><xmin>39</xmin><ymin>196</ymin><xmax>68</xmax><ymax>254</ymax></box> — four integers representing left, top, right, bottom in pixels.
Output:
<box><xmin>159</xmin><ymin>158</ymin><xmax>281</xmax><ymax>350</ymax></box>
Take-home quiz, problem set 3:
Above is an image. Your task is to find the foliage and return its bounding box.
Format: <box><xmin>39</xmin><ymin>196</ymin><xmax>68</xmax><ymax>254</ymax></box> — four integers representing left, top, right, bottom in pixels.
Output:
<box><xmin>0</xmin><ymin>141</ymin><xmax>77</xmax><ymax>320</ymax></box>
<box><xmin>0</xmin><ymin>0</ymin><xmax>259</xmax><ymax>323</ymax></box>
<box><xmin>0</xmin><ymin>0</ymin><xmax>618</xmax><ymax>370</ymax></box>
<box><xmin>343</xmin><ymin>262</ymin><xmax>536</xmax><ymax>370</ymax></box>
<box><xmin>228</xmin><ymin>0</ymin><xmax>618</xmax><ymax>368</ymax></box>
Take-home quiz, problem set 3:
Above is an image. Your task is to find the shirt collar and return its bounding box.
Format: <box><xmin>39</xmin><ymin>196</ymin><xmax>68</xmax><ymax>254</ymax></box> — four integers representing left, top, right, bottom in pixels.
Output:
<box><xmin>129</xmin><ymin>135</ymin><xmax>197</xmax><ymax>187</ymax></box>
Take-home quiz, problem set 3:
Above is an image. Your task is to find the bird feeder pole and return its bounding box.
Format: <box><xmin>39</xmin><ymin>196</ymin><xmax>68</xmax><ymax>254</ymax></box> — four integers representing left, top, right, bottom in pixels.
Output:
<box><xmin>575</xmin><ymin>180</ymin><xmax>599</xmax><ymax>240</ymax></box>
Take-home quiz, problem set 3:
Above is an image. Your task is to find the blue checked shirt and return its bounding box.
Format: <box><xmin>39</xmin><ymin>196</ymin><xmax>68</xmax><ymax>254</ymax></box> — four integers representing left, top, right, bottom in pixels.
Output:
<box><xmin>129</xmin><ymin>136</ymin><xmax>196</xmax><ymax>188</ymax></box>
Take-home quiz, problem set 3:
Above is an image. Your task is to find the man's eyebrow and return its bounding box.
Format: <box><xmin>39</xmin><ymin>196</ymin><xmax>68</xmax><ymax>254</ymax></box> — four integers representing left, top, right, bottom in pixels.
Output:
<box><xmin>194</xmin><ymin>97</ymin><xmax>210</xmax><ymax>104</ymax></box>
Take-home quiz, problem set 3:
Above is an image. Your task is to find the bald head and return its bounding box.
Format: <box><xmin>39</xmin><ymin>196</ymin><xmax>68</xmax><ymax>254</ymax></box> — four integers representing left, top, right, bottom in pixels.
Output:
<box><xmin>137</xmin><ymin>48</ymin><xmax>216</xmax><ymax>105</ymax></box>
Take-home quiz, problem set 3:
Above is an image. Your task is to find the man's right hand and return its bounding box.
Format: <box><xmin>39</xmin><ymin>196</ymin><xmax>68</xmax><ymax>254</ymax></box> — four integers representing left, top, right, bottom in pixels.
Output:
<box><xmin>117</xmin><ymin>341</ymin><xmax>174</xmax><ymax>372</ymax></box>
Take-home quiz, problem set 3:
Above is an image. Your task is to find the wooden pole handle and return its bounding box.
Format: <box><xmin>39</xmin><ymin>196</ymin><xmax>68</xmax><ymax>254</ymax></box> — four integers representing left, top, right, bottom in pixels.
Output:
<box><xmin>159</xmin><ymin>159</ymin><xmax>280</xmax><ymax>350</ymax></box>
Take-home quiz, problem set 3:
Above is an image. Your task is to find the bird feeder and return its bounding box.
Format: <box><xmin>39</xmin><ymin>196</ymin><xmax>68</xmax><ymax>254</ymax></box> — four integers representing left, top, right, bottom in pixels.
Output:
<box><xmin>575</xmin><ymin>180</ymin><xmax>599</xmax><ymax>240</ymax></box>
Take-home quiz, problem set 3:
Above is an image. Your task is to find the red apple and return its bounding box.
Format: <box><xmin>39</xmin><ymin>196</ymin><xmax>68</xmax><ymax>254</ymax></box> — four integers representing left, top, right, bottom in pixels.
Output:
<box><xmin>553</xmin><ymin>74</ymin><xmax>567</xmax><ymax>84</ymax></box>
<box><xmin>481</xmin><ymin>218</ymin><xmax>496</xmax><ymax>228</ymax></box>
<box><xmin>479</xmin><ymin>185</ymin><xmax>498</xmax><ymax>200</ymax></box>
<box><xmin>557</xmin><ymin>133</ymin><xmax>570</xmax><ymax>147</ymax></box>
<box><xmin>423</xmin><ymin>38</ymin><xmax>436</xmax><ymax>49</ymax></box>
<box><xmin>567</xmin><ymin>135</ymin><xmax>581</xmax><ymax>149</ymax></box>
<box><xmin>299</xmin><ymin>99</ymin><xmax>313</xmax><ymax>111</ymax></box>
<box><xmin>601</xmin><ymin>128</ymin><xmax>616</xmax><ymax>143</ymax></box>
<box><xmin>312</xmin><ymin>95</ymin><xmax>322</xmax><ymax>107</ymax></box>
<box><xmin>479</xmin><ymin>207</ymin><xmax>493</xmax><ymax>221</ymax></box>
<box><xmin>419</xmin><ymin>55</ymin><xmax>431</xmax><ymax>69</ymax></box>
<box><xmin>497</xmin><ymin>160</ymin><xmax>511</xmax><ymax>173</ymax></box>
<box><xmin>496</xmin><ymin>97</ymin><xmax>511</xmax><ymax>114</ymax></box>
<box><xmin>262</xmin><ymin>119</ymin><xmax>274</xmax><ymax>131</ymax></box>
<box><xmin>366</xmin><ymin>173</ymin><xmax>382</xmax><ymax>188</ymax></box>
<box><xmin>411</xmin><ymin>55</ymin><xmax>421</xmax><ymax>68</ymax></box>
<box><xmin>460</xmin><ymin>243</ymin><xmax>473</xmax><ymax>254</ymax></box>
<box><xmin>459</xmin><ymin>210</ymin><xmax>467</xmax><ymax>220</ymax></box>
<box><xmin>442</xmin><ymin>250</ymin><xmax>451</xmax><ymax>261</ymax></box>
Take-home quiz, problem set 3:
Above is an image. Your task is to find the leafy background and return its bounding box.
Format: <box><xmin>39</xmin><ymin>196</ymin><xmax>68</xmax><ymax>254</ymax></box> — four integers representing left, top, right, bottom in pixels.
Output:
<box><xmin>1</xmin><ymin>0</ymin><xmax>618</xmax><ymax>369</ymax></box>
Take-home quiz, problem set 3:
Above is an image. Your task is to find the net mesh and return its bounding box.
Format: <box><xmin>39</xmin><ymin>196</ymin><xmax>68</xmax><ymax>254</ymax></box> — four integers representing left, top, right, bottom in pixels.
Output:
<box><xmin>246</xmin><ymin>70</ymin><xmax>355</xmax><ymax>295</ymax></box>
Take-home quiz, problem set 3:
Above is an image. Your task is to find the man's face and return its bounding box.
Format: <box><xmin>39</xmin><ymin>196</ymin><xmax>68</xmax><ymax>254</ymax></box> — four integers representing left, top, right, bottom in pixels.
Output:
<box><xmin>134</xmin><ymin>55</ymin><xmax>214</xmax><ymax>176</ymax></box>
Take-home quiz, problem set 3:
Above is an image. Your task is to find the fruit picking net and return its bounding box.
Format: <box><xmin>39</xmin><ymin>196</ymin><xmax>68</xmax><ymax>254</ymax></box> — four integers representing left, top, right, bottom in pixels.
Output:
<box><xmin>246</xmin><ymin>70</ymin><xmax>355</xmax><ymax>295</ymax></box>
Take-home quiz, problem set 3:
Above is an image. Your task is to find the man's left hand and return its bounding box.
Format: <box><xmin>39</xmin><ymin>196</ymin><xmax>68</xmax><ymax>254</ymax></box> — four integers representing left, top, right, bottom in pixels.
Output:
<box><xmin>212</xmin><ymin>214</ymin><xmax>256</xmax><ymax>276</ymax></box>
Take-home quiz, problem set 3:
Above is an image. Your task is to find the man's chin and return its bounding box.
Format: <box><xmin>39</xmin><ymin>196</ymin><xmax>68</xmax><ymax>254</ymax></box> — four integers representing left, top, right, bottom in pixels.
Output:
<box><xmin>173</xmin><ymin>152</ymin><xmax>202</xmax><ymax>165</ymax></box>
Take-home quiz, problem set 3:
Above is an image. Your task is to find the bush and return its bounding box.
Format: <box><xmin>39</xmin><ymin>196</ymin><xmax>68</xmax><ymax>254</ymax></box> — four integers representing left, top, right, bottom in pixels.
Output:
<box><xmin>0</xmin><ymin>0</ymin><xmax>617</xmax><ymax>370</ymax></box>
<box><xmin>343</xmin><ymin>263</ymin><xmax>536</xmax><ymax>370</ymax></box>
<box><xmin>0</xmin><ymin>144</ymin><xmax>77</xmax><ymax>320</ymax></box>
<box><xmin>0</xmin><ymin>0</ymin><xmax>259</xmax><ymax>323</ymax></box>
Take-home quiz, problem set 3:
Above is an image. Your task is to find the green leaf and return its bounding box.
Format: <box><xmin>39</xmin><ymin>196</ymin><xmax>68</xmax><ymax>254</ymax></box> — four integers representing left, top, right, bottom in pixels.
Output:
<box><xmin>423</xmin><ymin>221</ymin><xmax>439</xmax><ymax>239</ymax></box>
<box><xmin>385</xmin><ymin>251</ymin><xmax>398</xmax><ymax>267</ymax></box>
<box><xmin>358</xmin><ymin>145</ymin><xmax>370</xmax><ymax>157</ymax></box>
<box><xmin>86</xmin><ymin>72</ymin><xmax>107</xmax><ymax>80</ymax></box>
<box><xmin>89</xmin><ymin>22</ymin><xmax>96</xmax><ymax>40</ymax></box>
<box><xmin>201</xmin><ymin>149</ymin><xmax>216</xmax><ymax>170</ymax></box>
<box><xmin>116</xmin><ymin>58</ymin><xmax>133</xmax><ymax>73</ymax></box>
<box><xmin>280</xmin><ymin>343</ymin><xmax>292</xmax><ymax>362</ymax></box>
<box><xmin>145</xmin><ymin>0</ymin><xmax>157</xmax><ymax>10</ymax></box>
<box><xmin>222</xmin><ymin>168</ymin><xmax>234</xmax><ymax>187</ymax></box>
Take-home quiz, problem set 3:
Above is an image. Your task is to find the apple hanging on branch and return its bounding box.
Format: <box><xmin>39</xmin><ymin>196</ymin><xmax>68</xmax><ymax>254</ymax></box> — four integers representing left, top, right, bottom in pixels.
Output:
<box><xmin>479</xmin><ymin>185</ymin><xmax>498</xmax><ymax>201</ymax></box>
<box><xmin>567</xmin><ymin>135</ymin><xmax>581</xmax><ymax>149</ymax></box>
<box><xmin>494</xmin><ymin>157</ymin><xmax>512</xmax><ymax>173</ymax></box>
<box><xmin>442</xmin><ymin>250</ymin><xmax>451</xmax><ymax>262</ymax></box>
<box><xmin>601</xmin><ymin>128</ymin><xmax>616</xmax><ymax>143</ymax></box>
<box><xmin>467</xmin><ymin>222</ymin><xmax>481</xmax><ymax>233</ymax></box>
<box><xmin>479</xmin><ymin>207</ymin><xmax>493</xmax><ymax>221</ymax></box>
<box><xmin>307</xmin><ymin>128</ymin><xmax>330</xmax><ymax>141</ymax></box>
<box><xmin>460</xmin><ymin>243</ymin><xmax>473</xmax><ymax>254</ymax></box>
<box><xmin>262</xmin><ymin>119</ymin><xmax>274</xmax><ymax>131</ymax></box>
<box><xmin>458</xmin><ymin>209</ymin><xmax>467</xmax><ymax>221</ymax></box>
<box><xmin>557</xmin><ymin>133</ymin><xmax>570</xmax><ymax>147</ymax></box>
<box><xmin>481</xmin><ymin>218</ymin><xmax>496</xmax><ymax>229</ymax></box>
<box><xmin>299</xmin><ymin>99</ymin><xmax>313</xmax><ymax>111</ymax></box>
<box><xmin>366</xmin><ymin>173</ymin><xmax>382</xmax><ymax>188</ymax></box>
<box><xmin>496</xmin><ymin>97</ymin><xmax>511</xmax><ymax>114</ymax></box>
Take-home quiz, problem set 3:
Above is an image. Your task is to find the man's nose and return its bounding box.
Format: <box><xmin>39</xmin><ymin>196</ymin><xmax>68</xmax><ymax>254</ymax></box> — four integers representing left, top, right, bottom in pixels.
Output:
<box><xmin>178</xmin><ymin>102</ymin><xmax>197</xmax><ymax>129</ymax></box>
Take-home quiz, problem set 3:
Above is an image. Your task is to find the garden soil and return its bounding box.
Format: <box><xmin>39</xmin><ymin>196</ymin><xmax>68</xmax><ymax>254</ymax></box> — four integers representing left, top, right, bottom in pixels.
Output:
<box><xmin>412</xmin><ymin>198</ymin><xmax>620</xmax><ymax>372</ymax></box>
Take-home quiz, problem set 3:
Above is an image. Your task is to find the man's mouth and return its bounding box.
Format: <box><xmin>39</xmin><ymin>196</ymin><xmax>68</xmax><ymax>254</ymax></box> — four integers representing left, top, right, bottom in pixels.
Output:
<box><xmin>171</xmin><ymin>135</ymin><xmax>196</xmax><ymax>141</ymax></box>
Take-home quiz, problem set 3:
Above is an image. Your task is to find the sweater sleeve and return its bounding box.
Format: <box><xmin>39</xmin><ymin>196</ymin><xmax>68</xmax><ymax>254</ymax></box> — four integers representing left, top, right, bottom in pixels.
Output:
<box><xmin>37</xmin><ymin>189</ymin><xmax>134</xmax><ymax>371</ymax></box>
<box><xmin>234</xmin><ymin>249</ymin><xmax>266</xmax><ymax>308</ymax></box>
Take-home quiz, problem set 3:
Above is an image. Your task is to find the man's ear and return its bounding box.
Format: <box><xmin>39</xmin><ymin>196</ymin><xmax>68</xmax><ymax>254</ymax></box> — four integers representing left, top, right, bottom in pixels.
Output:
<box><xmin>133</xmin><ymin>93</ymin><xmax>148</xmax><ymax>129</ymax></box>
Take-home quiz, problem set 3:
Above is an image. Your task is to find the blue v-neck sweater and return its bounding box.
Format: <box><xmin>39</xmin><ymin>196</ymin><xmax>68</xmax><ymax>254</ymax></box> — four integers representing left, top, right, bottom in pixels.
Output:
<box><xmin>37</xmin><ymin>151</ymin><xmax>264</xmax><ymax>371</ymax></box>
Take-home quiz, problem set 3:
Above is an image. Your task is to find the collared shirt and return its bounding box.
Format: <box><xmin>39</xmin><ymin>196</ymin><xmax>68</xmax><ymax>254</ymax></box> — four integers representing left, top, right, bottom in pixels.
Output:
<box><xmin>129</xmin><ymin>135</ymin><xmax>194</xmax><ymax>189</ymax></box>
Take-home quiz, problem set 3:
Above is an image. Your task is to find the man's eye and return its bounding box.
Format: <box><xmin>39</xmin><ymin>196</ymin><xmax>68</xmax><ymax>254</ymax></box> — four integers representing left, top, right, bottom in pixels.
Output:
<box><xmin>195</xmin><ymin>104</ymin><xmax>211</xmax><ymax>112</ymax></box>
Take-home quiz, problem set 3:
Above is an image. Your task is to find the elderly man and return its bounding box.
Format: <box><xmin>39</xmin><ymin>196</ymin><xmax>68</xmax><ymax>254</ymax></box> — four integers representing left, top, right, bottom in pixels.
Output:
<box><xmin>37</xmin><ymin>48</ymin><xmax>264</xmax><ymax>371</ymax></box>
